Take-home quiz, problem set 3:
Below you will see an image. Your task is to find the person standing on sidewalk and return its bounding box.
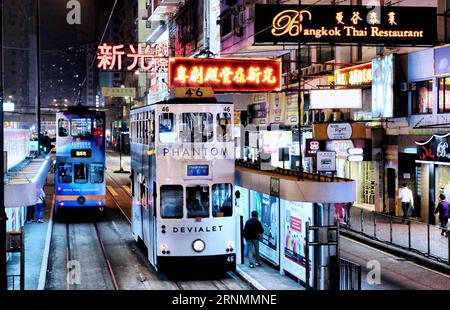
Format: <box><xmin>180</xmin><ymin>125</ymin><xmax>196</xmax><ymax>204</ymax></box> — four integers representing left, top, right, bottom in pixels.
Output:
<box><xmin>243</xmin><ymin>211</ymin><xmax>264</xmax><ymax>268</ymax></box>
<box><xmin>435</xmin><ymin>194</ymin><xmax>449</xmax><ymax>237</ymax></box>
<box><xmin>35</xmin><ymin>188</ymin><xmax>46</xmax><ymax>223</ymax></box>
<box><xmin>399</xmin><ymin>183</ymin><xmax>414</xmax><ymax>223</ymax></box>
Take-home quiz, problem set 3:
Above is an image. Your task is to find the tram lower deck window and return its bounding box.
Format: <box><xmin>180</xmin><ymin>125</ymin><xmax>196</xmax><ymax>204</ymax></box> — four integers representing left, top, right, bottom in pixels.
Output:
<box><xmin>212</xmin><ymin>183</ymin><xmax>232</xmax><ymax>217</ymax></box>
<box><xmin>58</xmin><ymin>163</ymin><xmax>72</xmax><ymax>183</ymax></box>
<box><xmin>186</xmin><ymin>185</ymin><xmax>210</xmax><ymax>218</ymax></box>
<box><xmin>74</xmin><ymin>163</ymin><xmax>88</xmax><ymax>184</ymax></box>
<box><xmin>90</xmin><ymin>163</ymin><xmax>104</xmax><ymax>183</ymax></box>
<box><xmin>160</xmin><ymin>185</ymin><xmax>183</xmax><ymax>218</ymax></box>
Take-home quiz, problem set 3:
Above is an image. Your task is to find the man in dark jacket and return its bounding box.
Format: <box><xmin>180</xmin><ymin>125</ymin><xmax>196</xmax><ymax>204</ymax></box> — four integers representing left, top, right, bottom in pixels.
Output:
<box><xmin>243</xmin><ymin>211</ymin><xmax>264</xmax><ymax>268</ymax></box>
<box><xmin>435</xmin><ymin>194</ymin><xmax>449</xmax><ymax>237</ymax></box>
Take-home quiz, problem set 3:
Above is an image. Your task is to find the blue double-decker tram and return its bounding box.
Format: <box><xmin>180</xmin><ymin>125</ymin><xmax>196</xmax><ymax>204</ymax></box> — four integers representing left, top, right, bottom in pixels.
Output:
<box><xmin>55</xmin><ymin>106</ymin><xmax>106</xmax><ymax>214</ymax></box>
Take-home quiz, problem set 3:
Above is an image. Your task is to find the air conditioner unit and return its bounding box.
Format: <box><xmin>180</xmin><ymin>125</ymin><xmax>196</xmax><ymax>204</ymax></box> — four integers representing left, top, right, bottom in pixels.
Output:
<box><xmin>314</xmin><ymin>64</ymin><xmax>324</xmax><ymax>74</ymax></box>
<box><xmin>410</xmin><ymin>83</ymin><xmax>417</xmax><ymax>91</ymax></box>
<box><xmin>306</xmin><ymin>66</ymin><xmax>314</xmax><ymax>75</ymax></box>
<box><xmin>325</xmin><ymin>64</ymin><xmax>334</xmax><ymax>71</ymax></box>
<box><xmin>301</xmin><ymin>68</ymin><xmax>308</xmax><ymax>76</ymax></box>
<box><xmin>146</xmin><ymin>20</ymin><xmax>152</xmax><ymax>29</ymax></box>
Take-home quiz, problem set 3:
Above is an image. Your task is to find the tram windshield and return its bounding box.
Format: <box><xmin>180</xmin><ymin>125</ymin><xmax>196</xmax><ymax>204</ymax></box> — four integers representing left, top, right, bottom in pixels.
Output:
<box><xmin>186</xmin><ymin>185</ymin><xmax>209</xmax><ymax>218</ymax></box>
<box><xmin>74</xmin><ymin>163</ymin><xmax>88</xmax><ymax>184</ymax></box>
<box><xmin>90</xmin><ymin>163</ymin><xmax>104</xmax><ymax>183</ymax></box>
<box><xmin>180</xmin><ymin>113</ymin><xmax>213</xmax><ymax>143</ymax></box>
<box><xmin>217</xmin><ymin>113</ymin><xmax>232</xmax><ymax>142</ymax></box>
<box><xmin>159</xmin><ymin>113</ymin><xmax>176</xmax><ymax>143</ymax></box>
<box><xmin>57</xmin><ymin>163</ymin><xmax>72</xmax><ymax>183</ymax></box>
<box><xmin>212</xmin><ymin>183</ymin><xmax>233</xmax><ymax>217</ymax></box>
<box><xmin>160</xmin><ymin>185</ymin><xmax>183</xmax><ymax>218</ymax></box>
<box><xmin>71</xmin><ymin>118</ymin><xmax>92</xmax><ymax>138</ymax></box>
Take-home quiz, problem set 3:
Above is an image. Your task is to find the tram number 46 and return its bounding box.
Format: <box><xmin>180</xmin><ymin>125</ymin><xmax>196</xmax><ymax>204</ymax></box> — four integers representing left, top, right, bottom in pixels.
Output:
<box><xmin>185</xmin><ymin>87</ymin><xmax>204</xmax><ymax>97</ymax></box>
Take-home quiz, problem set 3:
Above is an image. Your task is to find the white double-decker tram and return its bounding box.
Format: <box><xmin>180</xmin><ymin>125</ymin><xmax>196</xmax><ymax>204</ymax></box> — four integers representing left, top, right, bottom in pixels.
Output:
<box><xmin>130</xmin><ymin>89</ymin><xmax>237</xmax><ymax>272</ymax></box>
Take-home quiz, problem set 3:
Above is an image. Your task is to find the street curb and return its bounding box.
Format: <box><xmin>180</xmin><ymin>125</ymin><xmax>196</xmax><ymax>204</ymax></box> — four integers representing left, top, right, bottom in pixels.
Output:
<box><xmin>37</xmin><ymin>195</ymin><xmax>55</xmax><ymax>290</ymax></box>
<box><xmin>234</xmin><ymin>266</ymin><xmax>267</xmax><ymax>290</ymax></box>
<box><xmin>341</xmin><ymin>229</ymin><xmax>450</xmax><ymax>275</ymax></box>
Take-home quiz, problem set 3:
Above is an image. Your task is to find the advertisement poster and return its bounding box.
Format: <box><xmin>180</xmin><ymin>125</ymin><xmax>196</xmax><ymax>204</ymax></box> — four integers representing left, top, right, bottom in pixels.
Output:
<box><xmin>235</xmin><ymin>185</ymin><xmax>249</xmax><ymax>221</ymax></box>
<box><xmin>372</xmin><ymin>54</ymin><xmax>394</xmax><ymax>118</ymax></box>
<box><xmin>262</xmin><ymin>131</ymin><xmax>293</xmax><ymax>154</ymax></box>
<box><xmin>269</xmin><ymin>93</ymin><xmax>286</xmax><ymax>124</ymax></box>
<box><xmin>251</xmin><ymin>93</ymin><xmax>269</xmax><ymax>125</ymax></box>
<box><xmin>251</xmin><ymin>191</ymin><xmax>279</xmax><ymax>265</ymax></box>
<box><xmin>285</xmin><ymin>94</ymin><xmax>299</xmax><ymax>126</ymax></box>
<box><xmin>282</xmin><ymin>200</ymin><xmax>314</xmax><ymax>284</ymax></box>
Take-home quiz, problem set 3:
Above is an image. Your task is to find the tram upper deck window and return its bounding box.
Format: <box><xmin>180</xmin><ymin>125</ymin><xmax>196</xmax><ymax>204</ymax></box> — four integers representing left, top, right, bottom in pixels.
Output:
<box><xmin>217</xmin><ymin>113</ymin><xmax>232</xmax><ymax>142</ymax></box>
<box><xmin>180</xmin><ymin>113</ymin><xmax>213</xmax><ymax>143</ymax></box>
<box><xmin>90</xmin><ymin>163</ymin><xmax>104</xmax><ymax>183</ymax></box>
<box><xmin>58</xmin><ymin>119</ymin><xmax>69</xmax><ymax>137</ymax></box>
<box><xmin>160</xmin><ymin>185</ymin><xmax>183</xmax><ymax>218</ymax></box>
<box><xmin>71</xmin><ymin>118</ymin><xmax>92</xmax><ymax>138</ymax></box>
<box><xmin>74</xmin><ymin>163</ymin><xmax>88</xmax><ymax>184</ymax></box>
<box><xmin>57</xmin><ymin>163</ymin><xmax>72</xmax><ymax>183</ymax></box>
<box><xmin>159</xmin><ymin>113</ymin><xmax>176</xmax><ymax>143</ymax></box>
<box><xmin>186</xmin><ymin>185</ymin><xmax>209</xmax><ymax>218</ymax></box>
<box><xmin>212</xmin><ymin>183</ymin><xmax>233</xmax><ymax>217</ymax></box>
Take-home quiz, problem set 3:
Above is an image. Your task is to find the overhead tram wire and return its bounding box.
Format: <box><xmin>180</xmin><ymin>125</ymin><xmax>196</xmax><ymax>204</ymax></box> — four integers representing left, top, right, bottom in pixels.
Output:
<box><xmin>75</xmin><ymin>0</ymin><xmax>119</xmax><ymax>106</ymax></box>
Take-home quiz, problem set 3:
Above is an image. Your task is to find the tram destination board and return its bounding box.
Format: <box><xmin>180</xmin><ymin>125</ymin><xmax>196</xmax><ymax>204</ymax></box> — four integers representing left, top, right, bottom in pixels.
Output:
<box><xmin>71</xmin><ymin>149</ymin><xmax>92</xmax><ymax>158</ymax></box>
<box><xmin>186</xmin><ymin>164</ymin><xmax>209</xmax><ymax>177</ymax></box>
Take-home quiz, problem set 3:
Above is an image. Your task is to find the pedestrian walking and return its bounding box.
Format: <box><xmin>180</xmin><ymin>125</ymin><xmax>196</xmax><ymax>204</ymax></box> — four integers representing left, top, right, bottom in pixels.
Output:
<box><xmin>399</xmin><ymin>183</ymin><xmax>414</xmax><ymax>223</ymax></box>
<box><xmin>243</xmin><ymin>211</ymin><xmax>264</xmax><ymax>268</ymax></box>
<box><xmin>435</xmin><ymin>194</ymin><xmax>449</xmax><ymax>237</ymax></box>
<box><xmin>35</xmin><ymin>188</ymin><xmax>46</xmax><ymax>223</ymax></box>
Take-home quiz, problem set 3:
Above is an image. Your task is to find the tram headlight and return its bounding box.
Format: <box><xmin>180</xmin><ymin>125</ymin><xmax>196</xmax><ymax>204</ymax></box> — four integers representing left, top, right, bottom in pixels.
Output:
<box><xmin>192</xmin><ymin>239</ymin><xmax>205</xmax><ymax>253</ymax></box>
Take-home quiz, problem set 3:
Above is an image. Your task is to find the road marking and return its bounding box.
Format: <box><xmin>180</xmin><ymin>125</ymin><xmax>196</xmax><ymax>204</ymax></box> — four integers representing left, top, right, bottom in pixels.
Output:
<box><xmin>107</xmin><ymin>185</ymin><xmax>119</xmax><ymax>196</ymax></box>
<box><xmin>341</xmin><ymin>236</ymin><xmax>450</xmax><ymax>279</ymax></box>
<box><xmin>38</xmin><ymin>194</ymin><xmax>55</xmax><ymax>290</ymax></box>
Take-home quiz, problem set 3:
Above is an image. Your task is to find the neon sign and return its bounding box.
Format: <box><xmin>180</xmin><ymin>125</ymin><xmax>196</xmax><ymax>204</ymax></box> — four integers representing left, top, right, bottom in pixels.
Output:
<box><xmin>254</xmin><ymin>4</ymin><xmax>437</xmax><ymax>45</ymax></box>
<box><xmin>97</xmin><ymin>43</ymin><xmax>169</xmax><ymax>72</ymax></box>
<box><xmin>335</xmin><ymin>63</ymin><xmax>372</xmax><ymax>86</ymax></box>
<box><xmin>168</xmin><ymin>58</ymin><xmax>282</xmax><ymax>92</ymax></box>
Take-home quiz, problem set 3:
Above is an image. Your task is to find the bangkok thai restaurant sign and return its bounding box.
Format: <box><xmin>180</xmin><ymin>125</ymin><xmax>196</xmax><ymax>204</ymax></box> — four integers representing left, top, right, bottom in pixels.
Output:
<box><xmin>254</xmin><ymin>4</ymin><xmax>437</xmax><ymax>46</ymax></box>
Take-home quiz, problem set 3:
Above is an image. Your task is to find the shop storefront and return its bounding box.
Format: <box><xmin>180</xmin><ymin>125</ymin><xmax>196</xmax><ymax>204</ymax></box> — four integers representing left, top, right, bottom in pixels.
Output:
<box><xmin>416</xmin><ymin>133</ymin><xmax>450</xmax><ymax>224</ymax></box>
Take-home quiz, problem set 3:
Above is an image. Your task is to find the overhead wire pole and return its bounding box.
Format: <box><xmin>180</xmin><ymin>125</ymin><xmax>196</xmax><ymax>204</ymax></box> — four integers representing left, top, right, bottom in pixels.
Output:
<box><xmin>36</xmin><ymin>0</ymin><xmax>41</xmax><ymax>154</ymax></box>
<box><xmin>0</xmin><ymin>0</ymin><xmax>6</xmax><ymax>291</ymax></box>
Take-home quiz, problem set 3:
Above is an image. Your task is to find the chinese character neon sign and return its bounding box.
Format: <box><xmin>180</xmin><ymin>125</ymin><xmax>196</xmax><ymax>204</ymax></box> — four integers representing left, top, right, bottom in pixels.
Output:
<box><xmin>97</xmin><ymin>43</ymin><xmax>169</xmax><ymax>72</ymax></box>
<box><xmin>168</xmin><ymin>58</ymin><xmax>282</xmax><ymax>92</ymax></box>
<box><xmin>335</xmin><ymin>63</ymin><xmax>372</xmax><ymax>87</ymax></box>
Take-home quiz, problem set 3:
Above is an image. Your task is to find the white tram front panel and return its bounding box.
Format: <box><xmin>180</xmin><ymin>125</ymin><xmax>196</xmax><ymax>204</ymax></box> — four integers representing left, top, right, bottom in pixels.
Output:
<box><xmin>131</xmin><ymin>101</ymin><xmax>236</xmax><ymax>271</ymax></box>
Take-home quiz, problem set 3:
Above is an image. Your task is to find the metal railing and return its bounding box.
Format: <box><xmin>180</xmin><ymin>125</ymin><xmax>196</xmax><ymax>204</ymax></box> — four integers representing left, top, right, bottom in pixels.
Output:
<box><xmin>341</xmin><ymin>206</ymin><xmax>450</xmax><ymax>265</ymax></box>
<box><xmin>339</xmin><ymin>258</ymin><xmax>362</xmax><ymax>290</ymax></box>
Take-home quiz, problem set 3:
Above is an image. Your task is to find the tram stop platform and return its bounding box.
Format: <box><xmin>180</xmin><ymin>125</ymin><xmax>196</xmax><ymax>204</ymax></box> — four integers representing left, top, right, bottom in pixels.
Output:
<box><xmin>236</xmin><ymin>261</ymin><xmax>304</xmax><ymax>290</ymax></box>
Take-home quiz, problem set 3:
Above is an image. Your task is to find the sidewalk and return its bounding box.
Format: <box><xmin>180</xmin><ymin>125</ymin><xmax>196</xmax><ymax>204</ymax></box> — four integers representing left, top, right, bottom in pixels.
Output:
<box><xmin>235</xmin><ymin>261</ymin><xmax>304</xmax><ymax>290</ymax></box>
<box><xmin>343</xmin><ymin>205</ymin><xmax>450</xmax><ymax>269</ymax></box>
<box><xmin>7</xmin><ymin>175</ymin><xmax>54</xmax><ymax>290</ymax></box>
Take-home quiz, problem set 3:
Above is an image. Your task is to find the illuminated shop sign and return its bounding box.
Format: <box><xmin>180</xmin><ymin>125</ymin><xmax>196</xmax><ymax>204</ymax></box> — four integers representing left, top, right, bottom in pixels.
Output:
<box><xmin>310</xmin><ymin>89</ymin><xmax>362</xmax><ymax>109</ymax></box>
<box><xmin>435</xmin><ymin>45</ymin><xmax>450</xmax><ymax>77</ymax></box>
<box><xmin>254</xmin><ymin>4</ymin><xmax>437</xmax><ymax>45</ymax></box>
<box><xmin>168</xmin><ymin>57</ymin><xmax>282</xmax><ymax>92</ymax></box>
<box><xmin>335</xmin><ymin>63</ymin><xmax>372</xmax><ymax>86</ymax></box>
<box><xmin>96</xmin><ymin>43</ymin><xmax>169</xmax><ymax>72</ymax></box>
<box><xmin>372</xmin><ymin>54</ymin><xmax>394</xmax><ymax>118</ymax></box>
<box><xmin>416</xmin><ymin>133</ymin><xmax>450</xmax><ymax>164</ymax></box>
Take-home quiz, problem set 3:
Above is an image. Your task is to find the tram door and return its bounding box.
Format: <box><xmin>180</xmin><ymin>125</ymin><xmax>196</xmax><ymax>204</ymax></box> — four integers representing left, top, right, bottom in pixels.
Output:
<box><xmin>147</xmin><ymin>181</ymin><xmax>157</xmax><ymax>266</ymax></box>
<box><xmin>140</xmin><ymin>175</ymin><xmax>151</xmax><ymax>248</ymax></box>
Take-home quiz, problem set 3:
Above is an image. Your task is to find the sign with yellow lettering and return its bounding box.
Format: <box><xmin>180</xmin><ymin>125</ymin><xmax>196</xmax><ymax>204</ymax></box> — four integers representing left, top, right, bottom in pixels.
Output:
<box><xmin>335</xmin><ymin>63</ymin><xmax>372</xmax><ymax>87</ymax></box>
<box><xmin>254</xmin><ymin>4</ymin><xmax>436</xmax><ymax>46</ymax></box>
<box><xmin>171</xmin><ymin>87</ymin><xmax>215</xmax><ymax>98</ymax></box>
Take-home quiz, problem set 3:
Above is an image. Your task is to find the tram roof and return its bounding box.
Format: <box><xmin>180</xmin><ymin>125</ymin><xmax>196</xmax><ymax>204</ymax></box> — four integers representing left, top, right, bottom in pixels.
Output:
<box><xmin>131</xmin><ymin>97</ymin><xmax>233</xmax><ymax>111</ymax></box>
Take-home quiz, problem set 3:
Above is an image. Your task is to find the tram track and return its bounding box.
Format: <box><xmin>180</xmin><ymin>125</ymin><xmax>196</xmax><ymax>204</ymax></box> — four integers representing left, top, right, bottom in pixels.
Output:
<box><xmin>64</xmin><ymin>221</ymin><xmax>119</xmax><ymax>290</ymax></box>
<box><xmin>105</xmin><ymin>171</ymin><xmax>132</xmax><ymax>224</ymax></box>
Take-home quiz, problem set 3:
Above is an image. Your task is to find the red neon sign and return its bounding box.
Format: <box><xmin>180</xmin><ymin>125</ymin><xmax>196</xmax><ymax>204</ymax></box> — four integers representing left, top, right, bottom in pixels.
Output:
<box><xmin>168</xmin><ymin>58</ymin><xmax>282</xmax><ymax>92</ymax></box>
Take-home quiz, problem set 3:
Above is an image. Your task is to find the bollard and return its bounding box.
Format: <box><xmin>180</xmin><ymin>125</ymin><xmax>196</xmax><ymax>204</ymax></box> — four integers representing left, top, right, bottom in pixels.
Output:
<box><xmin>427</xmin><ymin>224</ymin><xmax>430</xmax><ymax>256</ymax></box>
<box><xmin>389</xmin><ymin>215</ymin><xmax>393</xmax><ymax>244</ymax></box>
